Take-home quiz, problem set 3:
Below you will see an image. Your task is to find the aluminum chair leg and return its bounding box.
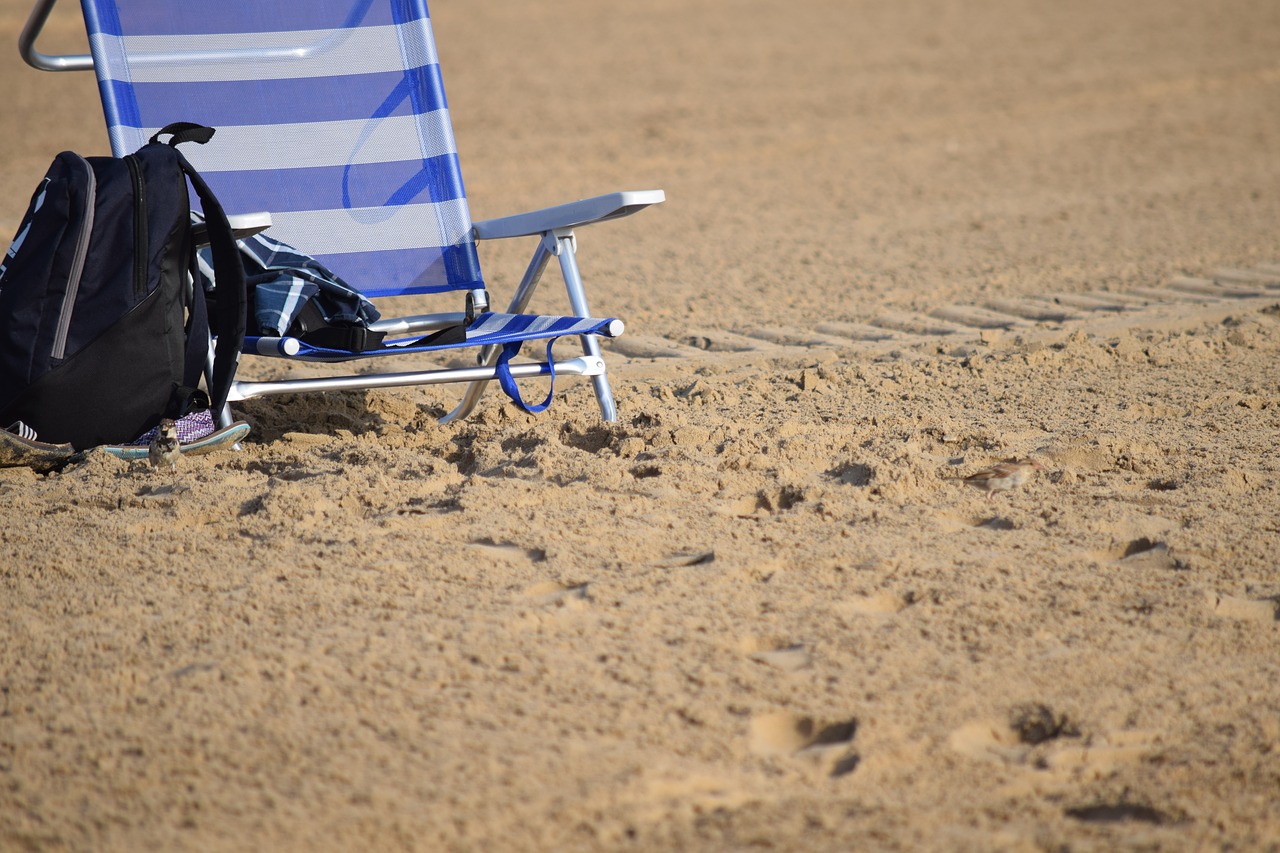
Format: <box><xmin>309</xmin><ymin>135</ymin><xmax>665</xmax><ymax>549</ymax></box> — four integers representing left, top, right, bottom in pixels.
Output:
<box><xmin>203</xmin><ymin>336</ymin><xmax>235</xmax><ymax>429</ymax></box>
<box><xmin>554</xmin><ymin>233</ymin><xmax>617</xmax><ymax>423</ymax></box>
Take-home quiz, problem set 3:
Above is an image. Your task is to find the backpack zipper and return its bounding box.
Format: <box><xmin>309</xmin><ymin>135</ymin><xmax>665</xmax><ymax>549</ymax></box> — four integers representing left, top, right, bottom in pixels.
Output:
<box><xmin>50</xmin><ymin>154</ymin><xmax>97</xmax><ymax>361</ymax></box>
<box><xmin>125</xmin><ymin>154</ymin><xmax>147</xmax><ymax>298</ymax></box>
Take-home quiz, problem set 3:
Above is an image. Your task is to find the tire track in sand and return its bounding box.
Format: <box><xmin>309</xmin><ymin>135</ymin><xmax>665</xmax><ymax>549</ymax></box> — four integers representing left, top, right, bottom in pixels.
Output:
<box><xmin>606</xmin><ymin>264</ymin><xmax>1280</xmax><ymax>366</ymax></box>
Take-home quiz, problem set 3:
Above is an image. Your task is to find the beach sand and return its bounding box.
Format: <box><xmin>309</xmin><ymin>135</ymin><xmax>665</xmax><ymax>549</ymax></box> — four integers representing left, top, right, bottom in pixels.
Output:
<box><xmin>2</xmin><ymin>1</ymin><xmax>1279</xmax><ymax>850</ymax></box>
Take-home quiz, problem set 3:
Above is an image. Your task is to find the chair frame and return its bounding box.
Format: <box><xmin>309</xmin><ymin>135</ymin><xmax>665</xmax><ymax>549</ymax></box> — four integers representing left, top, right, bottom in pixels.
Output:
<box><xmin>19</xmin><ymin>0</ymin><xmax>663</xmax><ymax>425</ymax></box>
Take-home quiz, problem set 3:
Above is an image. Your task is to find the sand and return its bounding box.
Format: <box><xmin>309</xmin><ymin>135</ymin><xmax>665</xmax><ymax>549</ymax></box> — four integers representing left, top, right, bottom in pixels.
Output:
<box><xmin>3</xmin><ymin>0</ymin><xmax>1280</xmax><ymax>850</ymax></box>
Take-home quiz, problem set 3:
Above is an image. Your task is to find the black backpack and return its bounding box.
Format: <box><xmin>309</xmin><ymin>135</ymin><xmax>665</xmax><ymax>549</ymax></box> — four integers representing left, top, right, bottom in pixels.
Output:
<box><xmin>0</xmin><ymin>123</ymin><xmax>246</xmax><ymax>450</ymax></box>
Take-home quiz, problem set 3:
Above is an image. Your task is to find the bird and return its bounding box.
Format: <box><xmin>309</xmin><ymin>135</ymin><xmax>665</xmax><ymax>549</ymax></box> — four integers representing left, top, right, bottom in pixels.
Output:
<box><xmin>148</xmin><ymin>418</ymin><xmax>182</xmax><ymax>472</ymax></box>
<box><xmin>945</xmin><ymin>459</ymin><xmax>1044</xmax><ymax>498</ymax></box>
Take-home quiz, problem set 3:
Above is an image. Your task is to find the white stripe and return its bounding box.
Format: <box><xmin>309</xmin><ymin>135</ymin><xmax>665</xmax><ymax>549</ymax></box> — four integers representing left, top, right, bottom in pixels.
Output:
<box><xmin>108</xmin><ymin>125</ymin><xmax>146</xmax><ymax>158</ymax></box>
<box><xmin>267</xmin><ymin>201</ymin><xmax>474</xmax><ymax>255</ymax></box>
<box><xmin>91</xmin><ymin>20</ymin><xmax>437</xmax><ymax>83</ymax></box>
<box><xmin>472</xmin><ymin>314</ymin><xmax>534</xmax><ymax>335</ymax></box>
<box><xmin>471</xmin><ymin>314</ymin><xmax>604</xmax><ymax>338</ymax></box>
<box><xmin>117</xmin><ymin>112</ymin><xmax>457</xmax><ymax>173</ymax></box>
<box><xmin>276</xmin><ymin>283</ymin><xmax>308</xmax><ymax>333</ymax></box>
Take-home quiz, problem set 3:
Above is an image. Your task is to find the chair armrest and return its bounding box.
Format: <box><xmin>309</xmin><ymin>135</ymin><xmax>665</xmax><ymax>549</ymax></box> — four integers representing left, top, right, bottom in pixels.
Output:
<box><xmin>472</xmin><ymin>190</ymin><xmax>664</xmax><ymax>240</ymax></box>
<box><xmin>193</xmin><ymin>211</ymin><xmax>273</xmax><ymax>246</ymax></box>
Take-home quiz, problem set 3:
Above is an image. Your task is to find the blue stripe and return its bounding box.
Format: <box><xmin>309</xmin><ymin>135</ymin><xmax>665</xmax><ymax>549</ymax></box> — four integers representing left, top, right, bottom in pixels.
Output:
<box><xmin>97</xmin><ymin>77</ymin><xmax>140</xmax><ymax>135</ymax></box>
<box><xmin>317</xmin><ymin>245</ymin><xmax>483</xmax><ymax>296</ymax></box>
<box><xmin>441</xmin><ymin>244</ymin><xmax>484</xmax><ymax>292</ymax></box>
<box><xmin>496</xmin><ymin>314</ymin><xmax>536</xmax><ymax>335</ymax></box>
<box><xmin>83</xmin><ymin>0</ymin><xmax>123</xmax><ymax>42</ymax></box>
<box><xmin>84</xmin><ymin>0</ymin><xmax>425</xmax><ymax>37</ymax></box>
<box><xmin>111</xmin><ymin>66</ymin><xmax>446</xmax><ymax>128</ymax></box>
<box><xmin>185</xmin><ymin>155</ymin><xmax>465</xmax><ymax>214</ymax></box>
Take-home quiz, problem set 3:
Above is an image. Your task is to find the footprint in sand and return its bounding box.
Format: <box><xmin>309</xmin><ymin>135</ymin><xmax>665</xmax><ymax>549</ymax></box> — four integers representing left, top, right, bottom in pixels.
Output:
<box><xmin>836</xmin><ymin>590</ymin><xmax>915</xmax><ymax>619</ymax></box>
<box><xmin>750</xmin><ymin>711</ymin><xmax>821</xmax><ymax>755</ymax></box>
<box><xmin>950</xmin><ymin>711</ymin><xmax>1169</xmax><ymax>798</ymax></box>
<box><xmin>654</xmin><ymin>550</ymin><xmax>716</xmax><ymax>569</ymax></box>
<box><xmin>1208</xmin><ymin>592</ymin><xmax>1279</xmax><ymax>622</ymax></box>
<box><xmin>521</xmin><ymin>580</ymin><xmax>590</xmax><ymax>606</ymax></box>
<box><xmin>1041</xmin><ymin>729</ymin><xmax>1165</xmax><ymax>778</ymax></box>
<box><xmin>947</xmin><ymin>719</ymin><xmax>1026</xmax><ymax>763</ymax></box>
<box><xmin>1088</xmin><ymin>537</ymin><xmax>1185</xmax><ymax>571</ymax></box>
<box><xmin>739</xmin><ymin>635</ymin><xmax>812</xmax><ymax>672</ymax></box>
<box><xmin>1065</xmin><ymin>802</ymin><xmax>1178</xmax><ymax>826</ymax></box>
<box><xmin>950</xmin><ymin>703</ymin><xmax>1078</xmax><ymax>763</ymax></box>
<box><xmin>513</xmin><ymin>581</ymin><xmax>591</xmax><ymax>630</ymax></box>
<box><xmin>725</xmin><ymin>485</ymin><xmax>808</xmax><ymax>518</ymax></box>
<box><xmin>1119</xmin><ymin>538</ymin><xmax>1180</xmax><ymax>569</ymax></box>
<box><xmin>469</xmin><ymin>539</ymin><xmax>546</xmax><ymax>563</ymax></box>
<box><xmin>936</xmin><ymin>511</ymin><xmax>1016</xmax><ymax>531</ymax></box>
<box><xmin>748</xmin><ymin>711</ymin><xmax>859</xmax><ymax>777</ymax></box>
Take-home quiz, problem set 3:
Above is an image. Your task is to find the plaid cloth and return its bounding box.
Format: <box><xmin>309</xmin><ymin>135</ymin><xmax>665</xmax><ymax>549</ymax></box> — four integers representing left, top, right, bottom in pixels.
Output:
<box><xmin>197</xmin><ymin>228</ymin><xmax>381</xmax><ymax>337</ymax></box>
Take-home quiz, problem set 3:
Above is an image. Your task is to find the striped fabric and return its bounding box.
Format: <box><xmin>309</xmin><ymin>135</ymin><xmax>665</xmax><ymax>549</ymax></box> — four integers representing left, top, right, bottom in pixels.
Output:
<box><xmin>82</xmin><ymin>0</ymin><xmax>483</xmax><ymax>296</ymax></box>
<box><xmin>250</xmin><ymin>312</ymin><xmax>622</xmax><ymax>363</ymax></box>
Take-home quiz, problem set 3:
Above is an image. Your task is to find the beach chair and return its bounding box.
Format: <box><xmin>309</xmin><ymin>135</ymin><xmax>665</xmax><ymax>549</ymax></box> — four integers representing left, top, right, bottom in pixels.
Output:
<box><xmin>19</xmin><ymin>0</ymin><xmax>663</xmax><ymax>425</ymax></box>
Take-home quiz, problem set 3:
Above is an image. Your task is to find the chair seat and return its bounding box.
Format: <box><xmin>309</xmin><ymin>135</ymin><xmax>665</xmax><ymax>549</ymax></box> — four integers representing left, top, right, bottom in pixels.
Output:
<box><xmin>247</xmin><ymin>312</ymin><xmax>623</xmax><ymax>363</ymax></box>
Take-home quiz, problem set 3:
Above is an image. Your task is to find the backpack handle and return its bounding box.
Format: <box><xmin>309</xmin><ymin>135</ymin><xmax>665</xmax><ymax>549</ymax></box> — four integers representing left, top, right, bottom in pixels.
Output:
<box><xmin>151</xmin><ymin>122</ymin><xmax>216</xmax><ymax>147</ymax></box>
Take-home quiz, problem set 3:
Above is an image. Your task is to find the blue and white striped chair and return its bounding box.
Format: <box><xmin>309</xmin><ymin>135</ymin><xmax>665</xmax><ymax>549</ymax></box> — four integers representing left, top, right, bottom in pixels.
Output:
<box><xmin>19</xmin><ymin>0</ymin><xmax>663</xmax><ymax>424</ymax></box>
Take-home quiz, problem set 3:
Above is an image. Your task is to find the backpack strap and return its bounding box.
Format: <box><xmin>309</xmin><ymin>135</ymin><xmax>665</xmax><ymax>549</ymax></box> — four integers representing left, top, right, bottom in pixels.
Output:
<box><xmin>164</xmin><ymin>254</ymin><xmax>213</xmax><ymax>419</ymax></box>
<box><xmin>182</xmin><ymin>254</ymin><xmax>210</xmax><ymax>392</ymax></box>
<box><xmin>152</xmin><ymin>124</ymin><xmax>247</xmax><ymax>419</ymax></box>
<box><xmin>180</xmin><ymin>159</ymin><xmax>245</xmax><ymax>417</ymax></box>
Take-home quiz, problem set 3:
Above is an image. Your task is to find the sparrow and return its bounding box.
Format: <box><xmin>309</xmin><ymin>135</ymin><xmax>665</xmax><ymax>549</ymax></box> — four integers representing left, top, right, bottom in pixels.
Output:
<box><xmin>148</xmin><ymin>418</ymin><xmax>182</xmax><ymax>472</ymax></box>
<box><xmin>946</xmin><ymin>459</ymin><xmax>1044</xmax><ymax>498</ymax></box>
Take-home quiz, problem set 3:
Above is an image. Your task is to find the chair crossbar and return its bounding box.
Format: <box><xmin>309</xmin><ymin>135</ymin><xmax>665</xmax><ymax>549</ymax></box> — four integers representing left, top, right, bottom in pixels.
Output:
<box><xmin>248</xmin><ymin>312</ymin><xmax>623</xmax><ymax>364</ymax></box>
<box><xmin>227</xmin><ymin>355</ymin><xmax>606</xmax><ymax>404</ymax></box>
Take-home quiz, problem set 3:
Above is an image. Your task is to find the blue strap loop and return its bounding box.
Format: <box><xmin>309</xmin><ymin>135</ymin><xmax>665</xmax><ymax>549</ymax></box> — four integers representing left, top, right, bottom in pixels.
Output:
<box><xmin>494</xmin><ymin>338</ymin><xmax>559</xmax><ymax>414</ymax></box>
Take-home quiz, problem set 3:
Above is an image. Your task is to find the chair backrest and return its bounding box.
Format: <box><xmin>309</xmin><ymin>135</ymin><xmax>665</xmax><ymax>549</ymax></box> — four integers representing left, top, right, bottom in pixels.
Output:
<box><xmin>80</xmin><ymin>0</ymin><xmax>484</xmax><ymax>297</ymax></box>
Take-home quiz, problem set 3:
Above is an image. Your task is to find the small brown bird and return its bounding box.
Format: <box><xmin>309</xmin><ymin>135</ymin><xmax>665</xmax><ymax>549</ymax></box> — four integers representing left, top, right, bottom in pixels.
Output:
<box><xmin>947</xmin><ymin>459</ymin><xmax>1044</xmax><ymax>499</ymax></box>
<box><xmin>148</xmin><ymin>418</ymin><xmax>182</xmax><ymax>472</ymax></box>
